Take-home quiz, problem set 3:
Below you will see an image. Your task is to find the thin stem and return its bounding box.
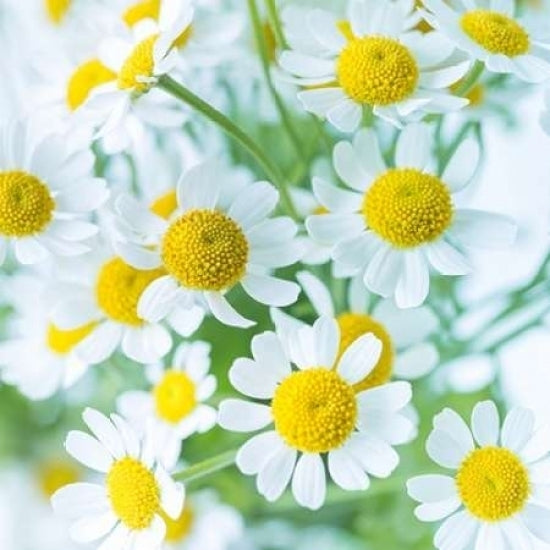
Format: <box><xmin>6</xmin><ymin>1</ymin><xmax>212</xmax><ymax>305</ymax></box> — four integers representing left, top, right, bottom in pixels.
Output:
<box><xmin>264</xmin><ymin>0</ymin><xmax>288</xmax><ymax>49</ymax></box>
<box><xmin>157</xmin><ymin>75</ymin><xmax>299</xmax><ymax>219</ymax></box>
<box><xmin>173</xmin><ymin>449</ymin><xmax>237</xmax><ymax>483</ymax></box>
<box><xmin>454</xmin><ymin>60</ymin><xmax>484</xmax><ymax>97</ymax></box>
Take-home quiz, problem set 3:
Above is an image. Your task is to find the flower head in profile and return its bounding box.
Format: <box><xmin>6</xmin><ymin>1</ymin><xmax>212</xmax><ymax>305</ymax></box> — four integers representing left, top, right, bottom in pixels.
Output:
<box><xmin>279</xmin><ymin>0</ymin><xmax>471</xmax><ymax>131</ymax></box>
<box><xmin>423</xmin><ymin>0</ymin><xmax>550</xmax><ymax>83</ymax></box>
<box><xmin>408</xmin><ymin>401</ymin><xmax>550</xmax><ymax>549</ymax></box>
<box><xmin>114</xmin><ymin>160</ymin><xmax>302</xmax><ymax>328</ymax></box>
<box><xmin>219</xmin><ymin>316</ymin><xmax>414</xmax><ymax>510</ymax></box>
<box><xmin>117</xmin><ymin>341</ymin><xmax>217</xmax><ymax>469</ymax></box>
<box><xmin>52</xmin><ymin>407</ymin><xmax>185</xmax><ymax>549</ymax></box>
<box><xmin>306</xmin><ymin>122</ymin><xmax>517</xmax><ymax>308</ymax></box>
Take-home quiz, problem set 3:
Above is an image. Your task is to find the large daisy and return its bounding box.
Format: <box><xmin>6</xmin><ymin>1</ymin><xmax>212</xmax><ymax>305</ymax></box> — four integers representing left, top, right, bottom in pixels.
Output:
<box><xmin>0</xmin><ymin>119</ymin><xmax>108</xmax><ymax>265</ymax></box>
<box><xmin>52</xmin><ymin>407</ymin><xmax>185</xmax><ymax>549</ymax></box>
<box><xmin>408</xmin><ymin>401</ymin><xmax>550</xmax><ymax>550</ymax></box>
<box><xmin>117</xmin><ymin>341</ymin><xmax>217</xmax><ymax>469</ymax></box>
<box><xmin>423</xmin><ymin>0</ymin><xmax>550</xmax><ymax>83</ymax></box>
<box><xmin>279</xmin><ymin>0</ymin><xmax>471</xmax><ymax>131</ymax></box>
<box><xmin>306</xmin><ymin>123</ymin><xmax>517</xmax><ymax>308</ymax></box>
<box><xmin>218</xmin><ymin>316</ymin><xmax>414</xmax><ymax>510</ymax></box>
<box><xmin>114</xmin><ymin>160</ymin><xmax>302</xmax><ymax>328</ymax></box>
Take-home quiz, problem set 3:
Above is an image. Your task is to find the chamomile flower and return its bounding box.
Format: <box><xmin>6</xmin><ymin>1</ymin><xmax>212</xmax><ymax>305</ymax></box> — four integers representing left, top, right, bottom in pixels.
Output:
<box><xmin>306</xmin><ymin>123</ymin><xmax>517</xmax><ymax>308</ymax></box>
<box><xmin>117</xmin><ymin>341</ymin><xmax>217</xmax><ymax>469</ymax></box>
<box><xmin>0</xmin><ymin>119</ymin><xmax>108</xmax><ymax>265</ymax></box>
<box><xmin>218</xmin><ymin>317</ymin><xmax>414</xmax><ymax>510</ymax></box>
<box><xmin>408</xmin><ymin>401</ymin><xmax>550</xmax><ymax>550</ymax></box>
<box><xmin>279</xmin><ymin>0</ymin><xmax>471</xmax><ymax>131</ymax></box>
<box><xmin>52</xmin><ymin>407</ymin><xmax>185</xmax><ymax>549</ymax></box>
<box><xmin>423</xmin><ymin>0</ymin><xmax>550</xmax><ymax>83</ymax></box>
<box><xmin>114</xmin><ymin>160</ymin><xmax>302</xmax><ymax>328</ymax></box>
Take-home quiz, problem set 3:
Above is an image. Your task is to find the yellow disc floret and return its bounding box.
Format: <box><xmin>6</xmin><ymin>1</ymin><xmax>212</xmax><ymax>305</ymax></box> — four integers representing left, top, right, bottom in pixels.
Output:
<box><xmin>47</xmin><ymin>322</ymin><xmax>97</xmax><ymax>355</ymax></box>
<box><xmin>272</xmin><ymin>368</ymin><xmax>357</xmax><ymax>453</ymax></box>
<box><xmin>461</xmin><ymin>10</ymin><xmax>529</xmax><ymax>57</ymax></box>
<box><xmin>162</xmin><ymin>505</ymin><xmax>194</xmax><ymax>542</ymax></box>
<box><xmin>123</xmin><ymin>0</ymin><xmax>160</xmax><ymax>27</ymax></box>
<box><xmin>364</xmin><ymin>168</ymin><xmax>453</xmax><ymax>248</ymax></box>
<box><xmin>150</xmin><ymin>190</ymin><xmax>177</xmax><ymax>220</ymax></box>
<box><xmin>66</xmin><ymin>59</ymin><xmax>116</xmax><ymax>111</ymax></box>
<box><xmin>456</xmin><ymin>446</ymin><xmax>530</xmax><ymax>521</ymax></box>
<box><xmin>161</xmin><ymin>209</ymin><xmax>249</xmax><ymax>291</ymax></box>
<box><xmin>44</xmin><ymin>0</ymin><xmax>71</xmax><ymax>24</ymax></box>
<box><xmin>38</xmin><ymin>461</ymin><xmax>79</xmax><ymax>498</ymax></box>
<box><xmin>0</xmin><ymin>171</ymin><xmax>54</xmax><ymax>237</ymax></box>
<box><xmin>118</xmin><ymin>35</ymin><xmax>157</xmax><ymax>92</ymax></box>
<box><xmin>154</xmin><ymin>370</ymin><xmax>197</xmax><ymax>424</ymax></box>
<box><xmin>107</xmin><ymin>457</ymin><xmax>160</xmax><ymax>530</ymax></box>
<box><xmin>336</xmin><ymin>313</ymin><xmax>394</xmax><ymax>392</ymax></box>
<box><xmin>96</xmin><ymin>257</ymin><xmax>165</xmax><ymax>326</ymax></box>
<box><xmin>337</xmin><ymin>36</ymin><xmax>419</xmax><ymax>106</ymax></box>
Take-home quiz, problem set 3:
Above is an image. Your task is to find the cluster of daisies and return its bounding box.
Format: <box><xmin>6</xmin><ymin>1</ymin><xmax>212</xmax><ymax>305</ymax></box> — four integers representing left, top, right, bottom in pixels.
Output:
<box><xmin>1</xmin><ymin>0</ymin><xmax>550</xmax><ymax>549</ymax></box>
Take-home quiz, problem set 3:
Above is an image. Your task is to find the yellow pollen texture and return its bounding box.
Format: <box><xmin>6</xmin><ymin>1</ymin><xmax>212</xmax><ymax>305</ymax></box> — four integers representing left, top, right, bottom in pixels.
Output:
<box><xmin>457</xmin><ymin>446</ymin><xmax>530</xmax><ymax>521</ymax></box>
<box><xmin>272</xmin><ymin>368</ymin><xmax>357</xmax><ymax>453</ymax></box>
<box><xmin>162</xmin><ymin>505</ymin><xmax>194</xmax><ymax>542</ymax></box>
<box><xmin>123</xmin><ymin>0</ymin><xmax>160</xmax><ymax>27</ymax></box>
<box><xmin>364</xmin><ymin>168</ymin><xmax>453</xmax><ymax>248</ymax></box>
<box><xmin>337</xmin><ymin>36</ymin><xmax>419</xmax><ymax>106</ymax></box>
<box><xmin>44</xmin><ymin>0</ymin><xmax>71</xmax><ymax>24</ymax></box>
<box><xmin>154</xmin><ymin>370</ymin><xmax>197</xmax><ymax>424</ymax></box>
<box><xmin>38</xmin><ymin>461</ymin><xmax>79</xmax><ymax>498</ymax></box>
<box><xmin>118</xmin><ymin>35</ymin><xmax>157</xmax><ymax>92</ymax></box>
<box><xmin>336</xmin><ymin>313</ymin><xmax>394</xmax><ymax>392</ymax></box>
<box><xmin>96</xmin><ymin>257</ymin><xmax>165</xmax><ymax>326</ymax></box>
<box><xmin>0</xmin><ymin>171</ymin><xmax>54</xmax><ymax>237</ymax></box>
<box><xmin>66</xmin><ymin>59</ymin><xmax>116</xmax><ymax>111</ymax></box>
<box><xmin>150</xmin><ymin>190</ymin><xmax>177</xmax><ymax>220</ymax></box>
<box><xmin>461</xmin><ymin>10</ymin><xmax>530</xmax><ymax>57</ymax></box>
<box><xmin>107</xmin><ymin>457</ymin><xmax>160</xmax><ymax>530</ymax></box>
<box><xmin>161</xmin><ymin>209</ymin><xmax>249</xmax><ymax>291</ymax></box>
<box><xmin>47</xmin><ymin>322</ymin><xmax>97</xmax><ymax>355</ymax></box>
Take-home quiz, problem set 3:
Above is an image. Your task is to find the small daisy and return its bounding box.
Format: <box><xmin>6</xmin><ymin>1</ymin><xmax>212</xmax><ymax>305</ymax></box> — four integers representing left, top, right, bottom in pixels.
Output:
<box><xmin>117</xmin><ymin>341</ymin><xmax>217</xmax><ymax>469</ymax></box>
<box><xmin>52</xmin><ymin>407</ymin><xmax>185</xmax><ymax>549</ymax></box>
<box><xmin>408</xmin><ymin>401</ymin><xmax>550</xmax><ymax>549</ymax></box>
<box><xmin>423</xmin><ymin>0</ymin><xmax>550</xmax><ymax>83</ymax></box>
<box><xmin>279</xmin><ymin>0</ymin><xmax>471</xmax><ymax>131</ymax></box>
<box><xmin>218</xmin><ymin>316</ymin><xmax>414</xmax><ymax>510</ymax></box>
<box><xmin>0</xmin><ymin>119</ymin><xmax>108</xmax><ymax>265</ymax></box>
<box><xmin>114</xmin><ymin>160</ymin><xmax>302</xmax><ymax>328</ymax></box>
<box><xmin>306</xmin><ymin>123</ymin><xmax>517</xmax><ymax>308</ymax></box>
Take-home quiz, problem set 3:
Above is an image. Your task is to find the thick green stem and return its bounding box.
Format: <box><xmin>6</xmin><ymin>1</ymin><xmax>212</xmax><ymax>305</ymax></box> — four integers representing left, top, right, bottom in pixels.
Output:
<box><xmin>157</xmin><ymin>75</ymin><xmax>299</xmax><ymax>219</ymax></box>
<box><xmin>173</xmin><ymin>449</ymin><xmax>237</xmax><ymax>483</ymax></box>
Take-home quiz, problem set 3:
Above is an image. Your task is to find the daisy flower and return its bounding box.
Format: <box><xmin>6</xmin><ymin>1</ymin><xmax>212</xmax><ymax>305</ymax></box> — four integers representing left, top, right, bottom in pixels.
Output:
<box><xmin>423</xmin><ymin>0</ymin><xmax>550</xmax><ymax>83</ymax></box>
<box><xmin>114</xmin><ymin>160</ymin><xmax>302</xmax><ymax>328</ymax></box>
<box><xmin>0</xmin><ymin>119</ymin><xmax>108</xmax><ymax>265</ymax></box>
<box><xmin>279</xmin><ymin>0</ymin><xmax>471</xmax><ymax>131</ymax></box>
<box><xmin>52</xmin><ymin>407</ymin><xmax>185</xmax><ymax>549</ymax></box>
<box><xmin>218</xmin><ymin>316</ymin><xmax>414</xmax><ymax>510</ymax></box>
<box><xmin>117</xmin><ymin>341</ymin><xmax>217</xmax><ymax>469</ymax></box>
<box><xmin>306</xmin><ymin>123</ymin><xmax>517</xmax><ymax>308</ymax></box>
<box><xmin>408</xmin><ymin>401</ymin><xmax>550</xmax><ymax>549</ymax></box>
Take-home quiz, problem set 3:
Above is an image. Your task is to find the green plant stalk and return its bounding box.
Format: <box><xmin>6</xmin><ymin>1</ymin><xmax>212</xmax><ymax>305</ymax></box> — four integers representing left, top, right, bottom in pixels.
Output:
<box><xmin>264</xmin><ymin>0</ymin><xmax>288</xmax><ymax>49</ymax></box>
<box><xmin>455</xmin><ymin>60</ymin><xmax>484</xmax><ymax>97</ymax></box>
<box><xmin>173</xmin><ymin>449</ymin><xmax>237</xmax><ymax>483</ymax></box>
<box><xmin>157</xmin><ymin>75</ymin><xmax>299</xmax><ymax>219</ymax></box>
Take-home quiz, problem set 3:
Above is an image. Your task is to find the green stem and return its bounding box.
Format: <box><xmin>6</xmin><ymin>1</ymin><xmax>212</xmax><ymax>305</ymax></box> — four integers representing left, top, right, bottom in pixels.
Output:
<box><xmin>157</xmin><ymin>75</ymin><xmax>299</xmax><ymax>219</ymax></box>
<box><xmin>264</xmin><ymin>0</ymin><xmax>288</xmax><ymax>49</ymax></box>
<box><xmin>173</xmin><ymin>449</ymin><xmax>237</xmax><ymax>483</ymax></box>
<box><xmin>454</xmin><ymin>60</ymin><xmax>484</xmax><ymax>97</ymax></box>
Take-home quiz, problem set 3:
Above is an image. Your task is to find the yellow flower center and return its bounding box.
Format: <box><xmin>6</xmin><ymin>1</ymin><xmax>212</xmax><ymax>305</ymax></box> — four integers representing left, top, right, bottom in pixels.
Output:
<box><xmin>0</xmin><ymin>171</ymin><xmax>55</xmax><ymax>237</ymax></box>
<box><xmin>153</xmin><ymin>370</ymin><xmax>197</xmax><ymax>424</ymax></box>
<box><xmin>336</xmin><ymin>313</ymin><xmax>394</xmax><ymax>392</ymax></box>
<box><xmin>66</xmin><ymin>59</ymin><xmax>116</xmax><ymax>111</ymax></box>
<box><xmin>364</xmin><ymin>168</ymin><xmax>453</xmax><ymax>248</ymax></box>
<box><xmin>337</xmin><ymin>36</ymin><xmax>419</xmax><ymax>106</ymax></box>
<box><xmin>456</xmin><ymin>446</ymin><xmax>530</xmax><ymax>521</ymax></box>
<box><xmin>150</xmin><ymin>190</ymin><xmax>177</xmax><ymax>220</ymax></box>
<box><xmin>47</xmin><ymin>322</ymin><xmax>97</xmax><ymax>355</ymax></box>
<box><xmin>44</xmin><ymin>0</ymin><xmax>71</xmax><ymax>24</ymax></box>
<box><xmin>107</xmin><ymin>457</ymin><xmax>160</xmax><ymax>530</ymax></box>
<box><xmin>161</xmin><ymin>209</ymin><xmax>249</xmax><ymax>291</ymax></box>
<box><xmin>272</xmin><ymin>368</ymin><xmax>357</xmax><ymax>453</ymax></box>
<box><xmin>122</xmin><ymin>0</ymin><xmax>160</xmax><ymax>27</ymax></box>
<box><xmin>38</xmin><ymin>461</ymin><xmax>79</xmax><ymax>498</ymax></box>
<box><xmin>118</xmin><ymin>35</ymin><xmax>157</xmax><ymax>92</ymax></box>
<box><xmin>95</xmin><ymin>257</ymin><xmax>165</xmax><ymax>326</ymax></box>
<box><xmin>461</xmin><ymin>10</ymin><xmax>530</xmax><ymax>57</ymax></box>
<box><xmin>162</xmin><ymin>504</ymin><xmax>194</xmax><ymax>542</ymax></box>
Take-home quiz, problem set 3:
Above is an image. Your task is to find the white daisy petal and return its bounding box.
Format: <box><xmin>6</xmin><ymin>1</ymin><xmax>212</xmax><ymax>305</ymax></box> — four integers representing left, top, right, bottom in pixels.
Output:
<box><xmin>426</xmin><ymin>429</ymin><xmax>468</xmax><ymax>469</ymax></box>
<box><xmin>426</xmin><ymin>239</ymin><xmax>472</xmax><ymax>276</ymax></box>
<box><xmin>312</xmin><ymin>316</ymin><xmax>339</xmax><ymax>367</ymax></box>
<box><xmin>132</xmin><ymin>515</ymin><xmax>166</xmax><ymax>550</ymax></box>
<box><xmin>137</xmin><ymin>276</ymin><xmax>180</xmax><ymax>323</ymax></box>
<box><xmin>114</xmin><ymin>241</ymin><xmax>162</xmax><ymax>270</ymax></box>
<box><xmin>205</xmin><ymin>292</ymin><xmax>255</xmax><ymax>328</ymax></box>
<box><xmin>433</xmin><ymin>408</ymin><xmax>475</xmax><ymax>453</ymax></box>
<box><xmin>257</xmin><ymin>445</ymin><xmax>297</xmax><ymax>502</ymax></box>
<box><xmin>358</xmin><ymin>381</ymin><xmax>412</xmax><ymax>412</ymax></box>
<box><xmin>471</xmin><ymin>400</ymin><xmax>500</xmax><ymax>448</ymax></box>
<box><xmin>251</xmin><ymin>331</ymin><xmax>292</xmax><ymax>379</ymax></box>
<box><xmin>97</xmin><ymin>524</ymin><xmax>131</xmax><ymax>550</ymax></box>
<box><xmin>434</xmin><ymin>511</ymin><xmax>478</xmax><ymax>550</ymax></box>
<box><xmin>345</xmin><ymin>432</ymin><xmax>399</xmax><ymax>478</ymax></box>
<box><xmin>228</xmin><ymin>181</ymin><xmax>278</xmax><ymax>230</ymax></box>
<box><xmin>156</xmin><ymin>465</ymin><xmax>184</xmax><ymax>519</ymax></box>
<box><xmin>115</xmin><ymin>195</ymin><xmax>167</xmax><ymax>235</ymax></box>
<box><xmin>312</xmin><ymin>176</ymin><xmax>363</xmax><ymax>213</ymax></box>
<box><xmin>82</xmin><ymin>408</ymin><xmax>125</xmax><ymax>460</ymax></box>
<box><xmin>395</xmin><ymin>123</ymin><xmax>432</xmax><ymax>170</ymax></box>
<box><xmin>296</xmin><ymin>270</ymin><xmax>335</xmax><ymax>317</ymax></box>
<box><xmin>74</xmin><ymin>322</ymin><xmax>122</xmax><ymax>365</ymax></box>
<box><xmin>328</xmin><ymin>448</ymin><xmax>370</xmax><ymax>491</ymax></box>
<box><xmin>279</xmin><ymin>51</ymin><xmax>335</xmax><ymax>78</ymax></box>
<box><xmin>297</xmin><ymin>88</ymin><xmax>348</xmax><ymax>117</ymax></box>
<box><xmin>395</xmin><ymin>250</ymin><xmax>430</xmax><ymax>309</ymax></box>
<box><xmin>52</xmin><ymin>482</ymin><xmax>110</xmax><ymax>519</ymax></box>
<box><xmin>69</xmin><ymin>511</ymin><xmax>118</xmax><ymax>543</ymax></box>
<box><xmin>333</xmin><ymin>140</ymin><xmax>371</xmax><ymax>192</ymax></box>
<box><xmin>65</xmin><ymin>431</ymin><xmax>114</xmax><ymax>472</ymax></box>
<box><xmin>338</xmin><ymin>333</ymin><xmax>383</xmax><ymax>384</ymax></box>
<box><xmin>450</xmin><ymin>209</ymin><xmax>517</xmax><ymax>249</ymax></box>
<box><xmin>414</xmin><ymin>498</ymin><xmax>462</xmax><ymax>522</ymax></box>
<box><xmin>218</xmin><ymin>399</ymin><xmax>272</xmax><ymax>432</ymax></box>
<box><xmin>474</xmin><ymin>524</ymin><xmax>506</xmax><ymax>550</ymax></box>
<box><xmin>237</xmin><ymin>431</ymin><xmax>283</xmax><ymax>475</ymax></box>
<box><xmin>501</xmin><ymin>407</ymin><xmax>535</xmax><ymax>453</ymax></box>
<box><xmin>230</xmin><ymin>357</ymin><xmax>281</xmax><ymax>399</ymax></box>
<box><xmin>522</xmin><ymin>505</ymin><xmax>550</xmax><ymax>543</ymax></box>
<box><xmin>291</xmin><ymin>453</ymin><xmax>326</xmax><ymax>510</ymax></box>
<box><xmin>393</xmin><ymin>343</ymin><xmax>439</xmax><ymax>380</ymax></box>
<box><xmin>442</xmin><ymin>137</ymin><xmax>480</xmax><ymax>192</ymax></box>
<box><xmin>177</xmin><ymin>161</ymin><xmax>221</xmax><ymax>212</ymax></box>
<box><xmin>364</xmin><ymin>246</ymin><xmax>403</xmax><ymax>298</ymax></box>
<box><xmin>242</xmin><ymin>273</ymin><xmax>300</xmax><ymax>307</ymax></box>
<box><xmin>327</xmin><ymin>100</ymin><xmax>362</xmax><ymax>133</ymax></box>
<box><xmin>307</xmin><ymin>213</ymin><xmax>365</xmax><ymax>245</ymax></box>
<box><xmin>353</xmin><ymin>128</ymin><xmax>387</xmax><ymax>176</ymax></box>
<box><xmin>407</xmin><ymin>474</ymin><xmax>457</xmax><ymax>503</ymax></box>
